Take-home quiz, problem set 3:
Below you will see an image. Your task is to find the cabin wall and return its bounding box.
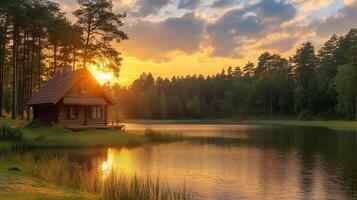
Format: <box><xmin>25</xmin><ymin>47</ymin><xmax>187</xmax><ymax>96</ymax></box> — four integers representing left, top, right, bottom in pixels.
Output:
<box><xmin>57</xmin><ymin>105</ymin><xmax>86</xmax><ymax>126</ymax></box>
<box><xmin>66</xmin><ymin>78</ymin><xmax>103</xmax><ymax>98</ymax></box>
<box><xmin>57</xmin><ymin>104</ymin><xmax>107</xmax><ymax>127</ymax></box>
<box><xmin>33</xmin><ymin>105</ymin><xmax>58</xmax><ymax>125</ymax></box>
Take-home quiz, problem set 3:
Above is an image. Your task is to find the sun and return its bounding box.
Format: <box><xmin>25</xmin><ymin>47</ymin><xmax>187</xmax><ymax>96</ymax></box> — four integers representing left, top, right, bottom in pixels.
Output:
<box><xmin>94</xmin><ymin>72</ymin><xmax>113</xmax><ymax>85</ymax></box>
<box><xmin>87</xmin><ymin>64</ymin><xmax>114</xmax><ymax>85</ymax></box>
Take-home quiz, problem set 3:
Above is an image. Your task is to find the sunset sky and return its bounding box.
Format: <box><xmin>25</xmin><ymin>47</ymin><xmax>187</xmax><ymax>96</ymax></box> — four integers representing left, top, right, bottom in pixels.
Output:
<box><xmin>56</xmin><ymin>0</ymin><xmax>357</xmax><ymax>85</ymax></box>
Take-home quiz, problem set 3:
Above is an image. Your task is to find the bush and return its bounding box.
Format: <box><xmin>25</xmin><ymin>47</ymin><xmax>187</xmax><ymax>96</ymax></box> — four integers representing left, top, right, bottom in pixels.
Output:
<box><xmin>26</xmin><ymin>119</ymin><xmax>46</xmax><ymax>128</ymax></box>
<box><xmin>0</xmin><ymin>141</ymin><xmax>11</xmax><ymax>151</ymax></box>
<box><xmin>297</xmin><ymin>111</ymin><xmax>313</xmax><ymax>121</ymax></box>
<box><xmin>0</xmin><ymin>123</ymin><xmax>10</xmax><ymax>138</ymax></box>
<box><xmin>0</xmin><ymin>122</ymin><xmax>23</xmax><ymax>141</ymax></box>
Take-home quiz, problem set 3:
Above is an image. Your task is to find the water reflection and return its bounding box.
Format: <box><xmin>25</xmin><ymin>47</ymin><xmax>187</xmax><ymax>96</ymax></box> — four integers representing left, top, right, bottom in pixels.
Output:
<box><xmin>96</xmin><ymin>125</ymin><xmax>357</xmax><ymax>199</ymax></box>
<box><xmin>4</xmin><ymin>125</ymin><xmax>357</xmax><ymax>199</ymax></box>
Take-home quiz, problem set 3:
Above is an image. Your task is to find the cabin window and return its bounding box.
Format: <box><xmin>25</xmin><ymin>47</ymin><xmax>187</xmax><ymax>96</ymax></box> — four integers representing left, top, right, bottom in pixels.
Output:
<box><xmin>80</xmin><ymin>83</ymin><xmax>87</xmax><ymax>94</ymax></box>
<box><xmin>69</xmin><ymin>106</ymin><xmax>77</xmax><ymax>118</ymax></box>
<box><xmin>91</xmin><ymin>106</ymin><xmax>102</xmax><ymax>118</ymax></box>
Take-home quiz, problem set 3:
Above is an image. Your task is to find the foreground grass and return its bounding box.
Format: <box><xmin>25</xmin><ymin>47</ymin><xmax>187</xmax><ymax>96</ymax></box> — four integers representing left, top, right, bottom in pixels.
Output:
<box><xmin>0</xmin><ymin>162</ymin><xmax>97</xmax><ymax>200</ymax></box>
<box><xmin>243</xmin><ymin>120</ymin><xmax>357</xmax><ymax>131</ymax></box>
<box><xmin>0</xmin><ymin>153</ymin><xmax>192</xmax><ymax>200</ymax></box>
<box><xmin>0</xmin><ymin>141</ymin><xmax>11</xmax><ymax>151</ymax></box>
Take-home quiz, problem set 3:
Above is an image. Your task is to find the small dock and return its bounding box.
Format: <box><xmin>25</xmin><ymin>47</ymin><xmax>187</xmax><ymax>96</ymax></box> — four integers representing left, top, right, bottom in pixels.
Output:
<box><xmin>67</xmin><ymin>122</ymin><xmax>125</xmax><ymax>131</ymax></box>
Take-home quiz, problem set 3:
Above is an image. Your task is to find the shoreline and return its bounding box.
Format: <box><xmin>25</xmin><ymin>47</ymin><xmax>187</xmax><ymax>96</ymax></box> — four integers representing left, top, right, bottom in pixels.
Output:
<box><xmin>124</xmin><ymin>119</ymin><xmax>357</xmax><ymax>131</ymax></box>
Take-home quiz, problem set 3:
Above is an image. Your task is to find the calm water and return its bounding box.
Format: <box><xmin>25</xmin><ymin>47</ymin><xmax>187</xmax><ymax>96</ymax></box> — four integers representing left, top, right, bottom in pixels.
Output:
<box><xmin>7</xmin><ymin>124</ymin><xmax>357</xmax><ymax>199</ymax></box>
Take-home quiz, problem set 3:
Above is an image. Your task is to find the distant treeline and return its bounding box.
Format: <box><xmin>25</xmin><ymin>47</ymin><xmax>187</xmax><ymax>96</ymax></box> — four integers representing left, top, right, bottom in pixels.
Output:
<box><xmin>110</xmin><ymin>29</ymin><xmax>357</xmax><ymax>120</ymax></box>
<box><xmin>0</xmin><ymin>0</ymin><xmax>127</xmax><ymax>119</ymax></box>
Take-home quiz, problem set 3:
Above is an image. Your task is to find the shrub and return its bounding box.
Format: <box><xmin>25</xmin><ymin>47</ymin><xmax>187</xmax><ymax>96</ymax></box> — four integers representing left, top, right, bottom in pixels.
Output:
<box><xmin>8</xmin><ymin>127</ymin><xmax>22</xmax><ymax>141</ymax></box>
<box><xmin>26</xmin><ymin>119</ymin><xmax>46</xmax><ymax>128</ymax></box>
<box><xmin>0</xmin><ymin>122</ymin><xmax>23</xmax><ymax>141</ymax></box>
<box><xmin>0</xmin><ymin>141</ymin><xmax>11</xmax><ymax>151</ymax></box>
<box><xmin>0</xmin><ymin>122</ymin><xmax>10</xmax><ymax>138</ymax></box>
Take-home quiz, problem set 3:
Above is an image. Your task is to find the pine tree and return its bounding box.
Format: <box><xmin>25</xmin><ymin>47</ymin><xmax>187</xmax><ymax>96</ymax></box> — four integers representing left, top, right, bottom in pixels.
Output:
<box><xmin>73</xmin><ymin>0</ymin><xmax>128</xmax><ymax>76</ymax></box>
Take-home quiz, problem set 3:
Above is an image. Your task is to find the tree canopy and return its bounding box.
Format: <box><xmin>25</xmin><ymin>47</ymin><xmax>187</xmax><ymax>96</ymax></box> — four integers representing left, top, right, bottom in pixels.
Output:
<box><xmin>0</xmin><ymin>0</ymin><xmax>127</xmax><ymax>119</ymax></box>
<box><xmin>108</xmin><ymin>28</ymin><xmax>357</xmax><ymax>120</ymax></box>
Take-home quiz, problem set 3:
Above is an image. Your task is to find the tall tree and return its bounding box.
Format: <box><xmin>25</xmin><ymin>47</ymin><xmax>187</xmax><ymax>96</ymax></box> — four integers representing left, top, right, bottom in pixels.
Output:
<box><xmin>335</xmin><ymin>45</ymin><xmax>357</xmax><ymax>119</ymax></box>
<box><xmin>292</xmin><ymin>42</ymin><xmax>318</xmax><ymax>116</ymax></box>
<box><xmin>73</xmin><ymin>0</ymin><xmax>128</xmax><ymax>76</ymax></box>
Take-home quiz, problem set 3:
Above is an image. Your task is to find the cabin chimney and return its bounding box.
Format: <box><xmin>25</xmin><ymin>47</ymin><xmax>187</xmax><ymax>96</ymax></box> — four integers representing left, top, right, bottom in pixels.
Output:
<box><xmin>63</xmin><ymin>65</ymin><xmax>72</xmax><ymax>74</ymax></box>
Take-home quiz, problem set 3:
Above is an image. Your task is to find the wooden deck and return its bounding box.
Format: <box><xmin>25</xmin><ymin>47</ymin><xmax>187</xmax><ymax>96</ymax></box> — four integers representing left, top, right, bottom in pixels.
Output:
<box><xmin>67</xmin><ymin>123</ymin><xmax>125</xmax><ymax>131</ymax></box>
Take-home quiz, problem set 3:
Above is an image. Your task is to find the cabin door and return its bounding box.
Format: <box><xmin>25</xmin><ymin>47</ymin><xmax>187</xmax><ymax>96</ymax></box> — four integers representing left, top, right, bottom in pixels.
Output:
<box><xmin>84</xmin><ymin>106</ymin><xmax>88</xmax><ymax>125</ymax></box>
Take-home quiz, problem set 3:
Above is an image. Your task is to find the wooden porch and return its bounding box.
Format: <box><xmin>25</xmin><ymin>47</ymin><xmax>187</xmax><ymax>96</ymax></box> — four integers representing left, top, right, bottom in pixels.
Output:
<box><xmin>67</xmin><ymin>122</ymin><xmax>125</xmax><ymax>131</ymax></box>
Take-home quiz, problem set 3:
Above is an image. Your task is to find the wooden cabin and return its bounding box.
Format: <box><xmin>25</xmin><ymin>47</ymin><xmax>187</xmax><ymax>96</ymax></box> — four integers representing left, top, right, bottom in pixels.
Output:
<box><xmin>27</xmin><ymin>67</ymin><xmax>117</xmax><ymax>129</ymax></box>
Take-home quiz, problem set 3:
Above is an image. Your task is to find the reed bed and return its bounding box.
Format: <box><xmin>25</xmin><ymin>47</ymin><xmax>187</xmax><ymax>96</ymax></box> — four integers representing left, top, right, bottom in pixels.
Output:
<box><xmin>3</xmin><ymin>153</ymin><xmax>192</xmax><ymax>200</ymax></box>
<box><xmin>0</xmin><ymin>141</ymin><xmax>11</xmax><ymax>151</ymax></box>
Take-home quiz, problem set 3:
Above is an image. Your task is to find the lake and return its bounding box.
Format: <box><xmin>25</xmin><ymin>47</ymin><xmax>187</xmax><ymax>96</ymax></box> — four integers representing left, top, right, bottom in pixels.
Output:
<box><xmin>4</xmin><ymin>123</ymin><xmax>357</xmax><ymax>199</ymax></box>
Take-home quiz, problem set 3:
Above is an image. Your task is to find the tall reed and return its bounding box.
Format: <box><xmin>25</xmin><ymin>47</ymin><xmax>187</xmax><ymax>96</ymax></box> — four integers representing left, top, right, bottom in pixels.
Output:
<box><xmin>4</xmin><ymin>153</ymin><xmax>192</xmax><ymax>200</ymax></box>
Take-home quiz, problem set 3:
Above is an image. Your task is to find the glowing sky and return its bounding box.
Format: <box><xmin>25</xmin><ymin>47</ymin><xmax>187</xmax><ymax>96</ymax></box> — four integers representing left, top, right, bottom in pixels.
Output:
<box><xmin>56</xmin><ymin>0</ymin><xmax>357</xmax><ymax>85</ymax></box>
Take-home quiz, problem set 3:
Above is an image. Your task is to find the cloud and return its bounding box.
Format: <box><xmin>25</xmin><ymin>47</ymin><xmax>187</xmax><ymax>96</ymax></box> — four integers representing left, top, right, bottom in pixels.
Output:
<box><xmin>178</xmin><ymin>0</ymin><xmax>200</xmax><ymax>10</ymax></box>
<box><xmin>211</xmin><ymin>0</ymin><xmax>236</xmax><ymax>8</ymax></box>
<box><xmin>252</xmin><ymin>0</ymin><xmax>296</xmax><ymax>24</ymax></box>
<box><xmin>133</xmin><ymin>0</ymin><xmax>170</xmax><ymax>17</ymax></box>
<box><xmin>315</xmin><ymin>1</ymin><xmax>357</xmax><ymax>36</ymax></box>
<box><xmin>260</xmin><ymin>36</ymin><xmax>299</xmax><ymax>52</ymax></box>
<box><xmin>206</xmin><ymin>0</ymin><xmax>297</xmax><ymax>57</ymax></box>
<box><xmin>299</xmin><ymin>0</ymin><xmax>333</xmax><ymax>12</ymax></box>
<box><xmin>120</xmin><ymin>13</ymin><xmax>205</xmax><ymax>61</ymax></box>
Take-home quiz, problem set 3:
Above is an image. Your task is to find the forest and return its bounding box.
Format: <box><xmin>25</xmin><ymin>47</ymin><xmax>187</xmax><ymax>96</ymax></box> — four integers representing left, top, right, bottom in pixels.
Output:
<box><xmin>110</xmin><ymin>29</ymin><xmax>357</xmax><ymax>120</ymax></box>
<box><xmin>1</xmin><ymin>0</ymin><xmax>357</xmax><ymax>121</ymax></box>
<box><xmin>0</xmin><ymin>0</ymin><xmax>127</xmax><ymax>119</ymax></box>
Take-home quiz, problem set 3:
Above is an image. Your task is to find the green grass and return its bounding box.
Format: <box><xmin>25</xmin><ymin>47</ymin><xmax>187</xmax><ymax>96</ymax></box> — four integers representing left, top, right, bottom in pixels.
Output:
<box><xmin>126</xmin><ymin>119</ymin><xmax>357</xmax><ymax>131</ymax></box>
<box><xmin>0</xmin><ymin>161</ymin><xmax>98</xmax><ymax>200</ymax></box>
<box><xmin>0</xmin><ymin>118</ymin><xmax>187</xmax><ymax>148</ymax></box>
<box><xmin>21</xmin><ymin>126</ymin><xmax>147</xmax><ymax>148</ymax></box>
<box><xmin>0</xmin><ymin>141</ymin><xmax>11</xmax><ymax>151</ymax></box>
<box><xmin>243</xmin><ymin>120</ymin><xmax>357</xmax><ymax>131</ymax></box>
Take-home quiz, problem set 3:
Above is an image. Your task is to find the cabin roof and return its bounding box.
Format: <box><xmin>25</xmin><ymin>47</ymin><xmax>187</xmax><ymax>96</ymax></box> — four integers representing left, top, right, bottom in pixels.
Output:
<box><xmin>62</xmin><ymin>96</ymin><xmax>108</xmax><ymax>105</ymax></box>
<box><xmin>27</xmin><ymin>68</ymin><xmax>116</xmax><ymax>106</ymax></box>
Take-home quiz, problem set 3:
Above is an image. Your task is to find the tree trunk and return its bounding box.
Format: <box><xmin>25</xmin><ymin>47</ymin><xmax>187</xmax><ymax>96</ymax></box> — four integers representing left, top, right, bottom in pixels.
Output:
<box><xmin>12</xmin><ymin>22</ymin><xmax>18</xmax><ymax>119</ymax></box>
<box><xmin>53</xmin><ymin>43</ymin><xmax>57</xmax><ymax>75</ymax></box>
<box><xmin>26</xmin><ymin>36</ymin><xmax>35</xmax><ymax>120</ymax></box>
<box><xmin>20</xmin><ymin>32</ymin><xmax>27</xmax><ymax>120</ymax></box>
<box><xmin>0</xmin><ymin>16</ymin><xmax>8</xmax><ymax>117</ymax></box>
<box><xmin>73</xmin><ymin>48</ymin><xmax>76</xmax><ymax>70</ymax></box>
<box><xmin>355</xmin><ymin>94</ymin><xmax>357</xmax><ymax>121</ymax></box>
<box><xmin>37</xmin><ymin>36</ymin><xmax>41</xmax><ymax>90</ymax></box>
<box><xmin>83</xmin><ymin>18</ymin><xmax>92</xmax><ymax>68</ymax></box>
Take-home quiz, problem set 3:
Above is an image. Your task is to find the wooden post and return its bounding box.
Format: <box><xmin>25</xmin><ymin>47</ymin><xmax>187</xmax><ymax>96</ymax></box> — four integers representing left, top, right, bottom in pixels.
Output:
<box><xmin>104</xmin><ymin>105</ymin><xmax>107</xmax><ymax>126</ymax></box>
<box><xmin>84</xmin><ymin>106</ymin><xmax>87</xmax><ymax>125</ymax></box>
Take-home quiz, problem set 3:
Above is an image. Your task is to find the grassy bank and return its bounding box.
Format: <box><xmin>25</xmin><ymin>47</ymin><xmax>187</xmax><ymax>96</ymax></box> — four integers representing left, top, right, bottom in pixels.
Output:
<box><xmin>243</xmin><ymin>120</ymin><xmax>357</xmax><ymax>131</ymax></box>
<box><xmin>0</xmin><ymin>118</ymin><xmax>185</xmax><ymax>149</ymax></box>
<box><xmin>0</xmin><ymin>153</ymin><xmax>192</xmax><ymax>200</ymax></box>
<box><xmin>21</xmin><ymin>126</ymin><xmax>147</xmax><ymax>148</ymax></box>
<box><xmin>125</xmin><ymin>119</ymin><xmax>357</xmax><ymax>131</ymax></box>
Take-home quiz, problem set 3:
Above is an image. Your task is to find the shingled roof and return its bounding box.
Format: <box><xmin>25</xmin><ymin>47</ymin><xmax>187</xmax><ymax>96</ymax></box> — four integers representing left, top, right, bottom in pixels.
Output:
<box><xmin>27</xmin><ymin>68</ymin><xmax>116</xmax><ymax>106</ymax></box>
